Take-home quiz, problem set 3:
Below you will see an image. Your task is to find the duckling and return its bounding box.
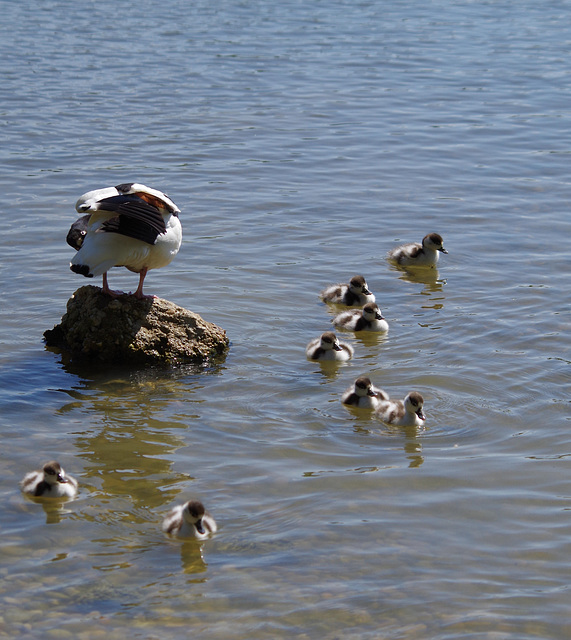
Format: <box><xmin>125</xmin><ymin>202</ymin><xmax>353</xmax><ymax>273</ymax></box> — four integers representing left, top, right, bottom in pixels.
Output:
<box><xmin>320</xmin><ymin>275</ymin><xmax>375</xmax><ymax>306</ymax></box>
<box><xmin>332</xmin><ymin>303</ymin><xmax>388</xmax><ymax>332</ymax></box>
<box><xmin>21</xmin><ymin>461</ymin><xmax>78</xmax><ymax>499</ymax></box>
<box><xmin>375</xmin><ymin>391</ymin><xmax>426</xmax><ymax>427</ymax></box>
<box><xmin>341</xmin><ymin>376</ymin><xmax>389</xmax><ymax>409</ymax></box>
<box><xmin>387</xmin><ymin>233</ymin><xmax>447</xmax><ymax>268</ymax></box>
<box><xmin>162</xmin><ymin>499</ymin><xmax>217</xmax><ymax>539</ymax></box>
<box><xmin>306</xmin><ymin>331</ymin><xmax>354</xmax><ymax>362</ymax></box>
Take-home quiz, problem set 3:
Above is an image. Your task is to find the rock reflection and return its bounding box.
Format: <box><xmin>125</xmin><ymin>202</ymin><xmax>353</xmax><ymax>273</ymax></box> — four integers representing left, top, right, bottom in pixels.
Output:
<box><xmin>54</xmin><ymin>371</ymin><xmax>204</xmax><ymax>510</ymax></box>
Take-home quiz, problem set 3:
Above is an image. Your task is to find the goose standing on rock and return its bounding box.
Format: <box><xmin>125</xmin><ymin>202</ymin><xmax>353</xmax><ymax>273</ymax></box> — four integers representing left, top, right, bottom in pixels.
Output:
<box><xmin>387</xmin><ymin>233</ymin><xmax>447</xmax><ymax>268</ymax></box>
<box><xmin>67</xmin><ymin>183</ymin><xmax>182</xmax><ymax>299</ymax></box>
<box><xmin>162</xmin><ymin>500</ymin><xmax>217</xmax><ymax>539</ymax></box>
<box><xmin>332</xmin><ymin>302</ymin><xmax>389</xmax><ymax>332</ymax></box>
<box><xmin>375</xmin><ymin>391</ymin><xmax>426</xmax><ymax>427</ymax></box>
<box><xmin>320</xmin><ymin>275</ymin><xmax>375</xmax><ymax>307</ymax></box>
<box><xmin>21</xmin><ymin>461</ymin><xmax>78</xmax><ymax>499</ymax></box>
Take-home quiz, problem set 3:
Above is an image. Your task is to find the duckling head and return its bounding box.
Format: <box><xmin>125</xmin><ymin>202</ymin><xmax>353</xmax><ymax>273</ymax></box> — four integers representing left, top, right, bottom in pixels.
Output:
<box><xmin>42</xmin><ymin>461</ymin><xmax>69</xmax><ymax>486</ymax></box>
<box><xmin>183</xmin><ymin>500</ymin><xmax>207</xmax><ymax>535</ymax></box>
<box><xmin>348</xmin><ymin>275</ymin><xmax>371</xmax><ymax>295</ymax></box>
<box><xmin>423</xmin><ymin>233</ymin><xmax>448</xmax><ymax>254</ymax></box>
<box><xmin>405</xmin><ymin>392</ymin><xmax>426</xmax><ymax>421</ymax></box>
<box><xmin>354</xmin><ymin>377</ymin><xmax>376</xmax><ymax>397</ymax></box>
<box><xmin>320</xmin><ymin>331</ymin><xmax>343</xmax><ymax>351</ymax></box>
<box><xmin>362</xmin><ymin>303</ymin><xmax>384</xmax><ymax>322</ymax></box>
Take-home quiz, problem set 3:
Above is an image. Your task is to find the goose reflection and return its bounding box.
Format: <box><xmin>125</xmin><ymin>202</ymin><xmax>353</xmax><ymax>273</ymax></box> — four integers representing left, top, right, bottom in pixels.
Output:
<box><xmin>55</xmin><ymin>371</ymin><xmax>201</xmax><ymax>509</ymax></box>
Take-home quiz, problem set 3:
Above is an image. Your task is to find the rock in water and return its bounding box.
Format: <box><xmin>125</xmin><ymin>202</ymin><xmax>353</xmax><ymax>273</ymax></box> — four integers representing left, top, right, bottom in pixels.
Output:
<box><xmin>44</xmin><ymin>286</ymin><xmax>229</xmax><ymax>366</ymax></box>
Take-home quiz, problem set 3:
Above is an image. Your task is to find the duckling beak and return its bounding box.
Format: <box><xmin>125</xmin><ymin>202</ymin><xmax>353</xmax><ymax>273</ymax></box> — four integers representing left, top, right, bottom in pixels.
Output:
<box><xmin>195</xmin><ymin>518</ymin><xmax>205</xmax><ymax>535</ymax></box>
<box><xmin>333</xmin><ymin>344</ymin><xmax>342</xmax><ymax>351</ymax></box>
<box><xmin>439</xmin><ymin>247</ymin><xmax>448</xmax><ymax>254</ymax></box>
<box><xmin>362</xmin><ymin>286</ymin><xmax>371</xmax><ymax>295</ymax></box>
<box><xmin>416</xmin><ymin>409</ymin><xmax>426</xmax><ymax>421</ymax></box>
<box><xmin>57</xmin><ymin>474</ymin><xmax>69</xmax><ymax>484</ymax></box>
<box><xmin>367</xmin><ymin>389</ymin><xmax>376</xmax><ymax>397</ymax></box>
<box><xmin>376</xmin><ymin>312</ymin><xmax>384</xmax><ymax>320</ymax></box>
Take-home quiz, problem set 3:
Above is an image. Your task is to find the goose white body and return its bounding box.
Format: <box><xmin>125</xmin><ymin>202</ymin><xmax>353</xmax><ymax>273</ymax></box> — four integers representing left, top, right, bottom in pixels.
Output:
<box><xmin>68</xmin><ymin>183</ymin><xmax>182</xmax><ymax>298</ymax></box>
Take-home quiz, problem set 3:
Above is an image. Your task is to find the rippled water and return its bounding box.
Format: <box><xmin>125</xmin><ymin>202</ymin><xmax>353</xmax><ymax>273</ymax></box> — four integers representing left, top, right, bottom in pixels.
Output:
<box><xmin>1</xmin><ymin>1</ymin><xmax>570</xmax><ymax>638</ymax></box>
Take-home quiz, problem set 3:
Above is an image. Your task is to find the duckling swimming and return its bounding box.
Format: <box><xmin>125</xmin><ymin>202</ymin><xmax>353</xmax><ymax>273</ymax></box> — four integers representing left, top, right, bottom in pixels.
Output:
<box><xmin>341</xmin><ymin>376</ymin><xmax>389</xmax><ymax>409</ymax></box>
<box><xmin>21</xmin><ymin>461</ymin><xmax>78</xmax><ymax>499</ymax></box>
<box><xmin>306</xmin><ymin>331</ymin><xmax>354</xmax><ymax>362</ymax></box>
<box><xmin>387</xmin><ymin>233</ymin><xmax>447</xmax><ymax>268</ymax></box>
<box><xmin>162</xmin><ymin>499</ymin><xmax>217</xmax><ymax>539</ymax></box>
<box><xmin>320</xmin><ymin>275</ymin><xmax>375</xmax><ymax>306</ymax></box>
<box><xmin>375</xmin><ymin>391</ymin><xmax>426</xmax><ymax>427</ymax></box>
<box><xmin>332</xmin><ymin>303</ymin><xmax>388</xmax><ymax>332</ymax></box>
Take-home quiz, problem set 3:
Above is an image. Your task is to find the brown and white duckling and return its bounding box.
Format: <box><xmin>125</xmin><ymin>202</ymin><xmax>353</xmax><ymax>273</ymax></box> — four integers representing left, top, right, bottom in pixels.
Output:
<box><xmin>68</xmin><ymin>182</ymin><xmax>182</xmax><ymax>299</ymax></box>
<box><xmin>387</xmin><ymin>233</ymin><xmax>447</xmax><ymax>268</ymax></box>
<box><xmin>306</xmin><ymin>331</ymin><xmax>354</xmax><ymax>362</ymax></box>
<box><xmin>341</xmin><ymin>376</ymin><xmax>389</xmax><ymax>409</ymax></box>
<box><xmin>21</xmin><ymin>461</ymin><xmax>78</xmax><ymax>499</ymax></box>
<box><xmin>375</xmin><ymin>391</ymin><xmax>426</xmax><ymax>427</ymax></box>
<box><xmin>162</xmin><ymin>500</ymin><xmax>217</xmax><ymax>539</ymax></box>
<box><xmin>320</xmin><ymin>275</ymin><xmax>375</xmax><ymax>307</ymax></box>
<box><xmin>332</xmin><ymin>303</ymin><xmax>388</xmax><ymax>332</ymax></box>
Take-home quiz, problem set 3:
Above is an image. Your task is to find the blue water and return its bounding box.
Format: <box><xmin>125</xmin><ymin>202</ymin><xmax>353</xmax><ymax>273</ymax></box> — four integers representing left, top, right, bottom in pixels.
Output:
<box><xmin>0</xmin><ymin>1</ymin><xmax>570</xmax><ymax>638</ymax></box>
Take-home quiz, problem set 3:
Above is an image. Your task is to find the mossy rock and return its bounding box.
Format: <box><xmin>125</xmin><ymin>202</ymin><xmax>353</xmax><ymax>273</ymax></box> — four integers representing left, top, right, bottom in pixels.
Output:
<box><xmin>44</xmin><ymin>285</ymin><xmax>229</xmax><ymax>367</ymax></box>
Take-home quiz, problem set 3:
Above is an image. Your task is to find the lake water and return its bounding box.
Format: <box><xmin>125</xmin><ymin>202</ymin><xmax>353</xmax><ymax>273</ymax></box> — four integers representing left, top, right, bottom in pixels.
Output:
<box><xmin>0</xmin><ymin>0</ymin><xmax>569</xmax><ymax>638</ymax></box>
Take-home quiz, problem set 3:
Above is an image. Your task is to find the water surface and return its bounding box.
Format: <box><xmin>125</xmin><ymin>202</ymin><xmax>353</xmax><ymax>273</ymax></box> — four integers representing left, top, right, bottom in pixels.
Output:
<box><xmin>0</xmin><ymin>1</ymin><xmax>570</xmax><ymax>638</ymax></box>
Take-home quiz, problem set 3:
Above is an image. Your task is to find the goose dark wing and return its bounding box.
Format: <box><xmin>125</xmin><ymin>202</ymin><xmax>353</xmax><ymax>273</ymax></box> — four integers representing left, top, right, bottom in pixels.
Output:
<box><xmin>97</xmin><ymin>194</ymin><xmax>167</xmax><ymax>245</ymax></box>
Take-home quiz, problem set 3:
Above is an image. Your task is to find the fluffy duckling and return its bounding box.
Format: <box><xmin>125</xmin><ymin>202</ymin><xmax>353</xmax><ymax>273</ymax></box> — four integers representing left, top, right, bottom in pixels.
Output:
<box><xmin>68</xmin><ymin>182</ymin><xmax>182</xmax><ymax>299</ymax></box>
<box><xmin>332</xmin><ymin>302</ymin><xmax>388</xmax><ymax>332</ymax></box>
<box><xmin>387</xmin><ymin>233</ymin><xmax>447</xmax><ymax>268</ymax></box>
<box><xmin>21</xmin><ymin>461</ymin><xmax>78</xmax><ymax>499</ymax></box>
<box><xmin>375</xmin><ymin>391</ymin><xmax>426</xmax><ymax>427</ymax></box>
<box><xmin>162</xmin><ymin>500</ymin><xmax>217</xmax><ymax>539</ymax></box>
<box><xmin>341</xmin><ymin>376</ymin><xmax>389</xmax><ymax>409</ymax></box>
<box><xmin>320</xmin><ymin>275</ymin><xmax>375</xmax><ymax>307</ymax></box>
<box><xmin>306</xmin><ymin>331</ymin><xmax>354</xmax><ymax>362</ymax></box>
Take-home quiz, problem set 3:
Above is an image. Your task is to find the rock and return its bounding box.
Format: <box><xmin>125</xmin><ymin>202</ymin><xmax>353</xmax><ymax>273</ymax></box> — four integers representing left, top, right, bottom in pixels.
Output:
<box><xmin>44</xmin><ymin>285</ymin><xmax>229</xmax><ymax>367</ymax></box>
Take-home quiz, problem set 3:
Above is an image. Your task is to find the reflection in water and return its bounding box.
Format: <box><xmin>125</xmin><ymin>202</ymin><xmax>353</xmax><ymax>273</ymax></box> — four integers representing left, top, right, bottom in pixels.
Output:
<box><xmin>390</xmin><ymin>266</ymin><xmax>447</xmax><ymax>309</ymax></box>
<box><xmin>179</xmin><ymin>539</ymin><xmax>209</xmax><ymax>576</ymax></box>
<box><xmin>22</xmin><ymin>496</ymin><xmax>75</xmax><ymax>525</ymax></box>
<box><xmin>54</xmin><ymin>369</ymin><xmax>205</xmax><ymax>510</ymax></box>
